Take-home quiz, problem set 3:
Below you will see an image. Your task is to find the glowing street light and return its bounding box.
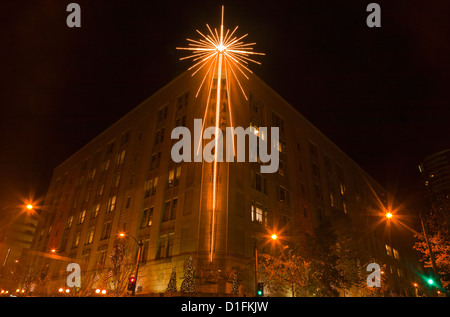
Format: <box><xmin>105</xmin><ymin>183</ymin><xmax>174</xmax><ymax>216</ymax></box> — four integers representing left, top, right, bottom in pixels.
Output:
<box><xmin>254</xmin><ymin>232</ymin><xmax>279</xmax><ymax>296</ymax></box>
<box><xmin>385</xmin><ymin>208</ymin><xmax>444</xmax><ymax>293</ymax></box>
<box><xmin>118</xmin><ymin>233</ymin><xmax>144</xmax><ymax>296</ymax></box>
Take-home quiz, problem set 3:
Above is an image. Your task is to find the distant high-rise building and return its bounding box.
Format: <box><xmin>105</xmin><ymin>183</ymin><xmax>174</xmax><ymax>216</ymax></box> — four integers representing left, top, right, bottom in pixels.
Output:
<box><xmin>419</xmin><ymin>149</ymin><xmax>450</xmax><ymax>211</ymax></box>
<box><xmin>0</xmin><ymin>207</ymin><xmax>38</xmax><ymax>290</ymax></box>
<box><xmin>20</xmin><ymin>71</ymin><xmax>419</xmax><ymax>296</ymax></box>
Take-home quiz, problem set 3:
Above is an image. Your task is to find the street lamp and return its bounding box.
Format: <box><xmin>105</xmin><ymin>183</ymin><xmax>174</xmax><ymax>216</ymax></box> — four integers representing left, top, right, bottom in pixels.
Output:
<box><xmin>118</xmin><ymin>232</ymin><xmax>144</xmax><ymax>296</ymax></box>
<box><xmin>385</xmin><ymin>211</ymin><xmax>443</xmax><ymax>293</ymax></box>
<box><xmin>254</xmin><ymin>233</ymin><xmax>278</xmax><ymax>296</ymax></box>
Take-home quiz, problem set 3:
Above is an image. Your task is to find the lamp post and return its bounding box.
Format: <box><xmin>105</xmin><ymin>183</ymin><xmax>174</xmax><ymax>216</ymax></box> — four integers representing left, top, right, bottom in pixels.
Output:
<box><xmin>254</xmin><ymin>233</ymin><xmax>277</xmax><ymax>296</ymax></box>
<box><xmin>119</xmin><ymin>233</ymin><xmax>144</xmax><ymax>296</ymax></box>
<box><xmin>385</xmin><ymin>211</ymin><xmax>443</xmax><ymax>293</ymax></box>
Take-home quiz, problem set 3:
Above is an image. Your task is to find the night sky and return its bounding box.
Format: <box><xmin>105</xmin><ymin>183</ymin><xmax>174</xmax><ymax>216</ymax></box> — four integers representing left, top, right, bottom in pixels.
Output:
<box><xmin>1</xmin><ymin>0</ymin><xmax>449</xmax><ymax>219</ymax></box>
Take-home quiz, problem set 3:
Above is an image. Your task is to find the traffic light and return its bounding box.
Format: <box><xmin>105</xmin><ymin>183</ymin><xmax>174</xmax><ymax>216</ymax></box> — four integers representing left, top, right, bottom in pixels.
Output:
<box><xmin>127</xmin><ymin>276</ymin><xmax>136</xmax><ymax>291</ymax></box>
<box><xmin>256</xmin><ymin>282</ymin><xmax>264</xmax><ymax>297</ymax></box>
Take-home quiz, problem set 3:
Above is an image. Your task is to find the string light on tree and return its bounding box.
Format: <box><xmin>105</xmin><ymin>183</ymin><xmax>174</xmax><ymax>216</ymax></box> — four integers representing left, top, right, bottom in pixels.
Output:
<box><xmin>166</xmin><ymin>267</ymin><xmax>178</xmax><ymax>293</ymax></box>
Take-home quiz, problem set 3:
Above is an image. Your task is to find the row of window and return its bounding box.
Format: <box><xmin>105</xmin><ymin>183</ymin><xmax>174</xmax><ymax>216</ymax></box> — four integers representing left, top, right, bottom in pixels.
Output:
<box><xmin>385</xmin><ymin>244</ymin><xmax>400</xmax><ymax>260</ymax></box>
<box><xmin>66</xmin><ymin>196</ymin><xmax>117</xmax><ymax>230</ymax></box>
<box><xmin>76</xmin><ymin>231</ymin><xmax>174</xmax><ymax>268</ymax></box>
<box><xmin>53</xmin><ymin>90</ymin><xmax>190</xmax><ymax>202</ymax></box>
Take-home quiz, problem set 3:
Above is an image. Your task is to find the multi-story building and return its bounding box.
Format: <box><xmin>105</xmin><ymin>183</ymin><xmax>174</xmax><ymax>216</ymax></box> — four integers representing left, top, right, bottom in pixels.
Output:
<box><xmin>0</xmin><ymin>206</ymin><xmax>38</xmax><ymax>291</ymax></box>
<box><xmin>21</xmin><ymin>70</ymin><xmax>419</xmax><ymax>296</ymax></box>
<box><xmin>419</xmin><ymin>149</ymin><xmax>450</xmax><ymax>212</ymax></box>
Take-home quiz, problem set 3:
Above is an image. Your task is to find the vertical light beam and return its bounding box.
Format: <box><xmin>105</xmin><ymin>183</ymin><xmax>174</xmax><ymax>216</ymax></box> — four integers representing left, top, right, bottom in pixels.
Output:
<box><xmin>176</xmin><ymin>5</ymin><xmax>264</xmax><ymax>263</ymax></box>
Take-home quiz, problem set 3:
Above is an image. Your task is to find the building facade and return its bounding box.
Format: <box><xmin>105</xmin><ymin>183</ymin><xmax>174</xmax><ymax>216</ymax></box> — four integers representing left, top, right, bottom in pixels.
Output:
<box><xmin>0</xmin><ymin>207</ymin><xmax>38</xmax><ymax>291</ymax></box>
<box><xmin>419</xmin><ymin>149</ymin><xmax>450</xmax><ymax>212</ymax></box>
<box><xmin>20</xmin><ymin>70</ymin><xmax>419</xmax><ymax>296</ymax></box>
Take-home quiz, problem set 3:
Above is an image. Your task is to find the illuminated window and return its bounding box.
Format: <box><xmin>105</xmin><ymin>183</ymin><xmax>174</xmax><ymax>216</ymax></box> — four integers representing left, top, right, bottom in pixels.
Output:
<box><xmin>144</xmin><ymin>179</ymin><xmax>151</xmax><ymax>198</ymax></box>
<box><xmin>330</xmin><ymin>192</ymin><xmax>335</xmax><ymax>208</ymax></box>
<box><xmin>85</xmin><ymin>227</ymin><xmax>95</xmax><ymax>245</ymax></box>
<box><xmin>78</xmin><ymin>210</ymin><xmax>86</xmax><ymax>224</ymax></box>
<box><xmin>278</xmin><ymin>160</ymin><xmax>285</xmax><ymax>176</ymax></box>
<box><xmin>393</xmin><ymin>248</ymin><xmax>400</xmax><ymax>260</ymax></box>
<box><xmin>340</xmin><ymin>182</ymin><xmax>346</xmax><ymax>195</ymax></box>
<box><xmin>103</xmin><ymin>159</ymin><xmax>110</xmax><ymax>172</ymax></box>
<box><xmin>276</xmin><ymin>140</ymin><xmax>286</xmax><ymax>153</ymax></box>
<box><xmin>89</xmin><ymin>168</ymin><xmax>96</xmax><ymax>181</ymax></box>
<box><xmin>251</xmin><ymin>205</ymin><xmax>263</xmax><ymax>224</ymax></box>
<box><xmin>73</xmin><ymin>232</ymin><xmax>80</xmax><ymax>248</ymax></box>
<box><xmin>92</xmin><ymin>204</ymin><xmax>100</xmax><ymax>218</ymax></box>
<box><xmin>250</xmin><ymin>122</ymin><xmax>261</xmax><ymax>138</ymax></box>
<box><xmin>116</xmin><ymin>150</ymin><xmax>126</xmax><ymax>166</ymax></box>
<box><xmin>107</xmin><ymin>196</ymin><xmax>116</xmax><ymax>213</ymax></box>
<box><xmin>167</xmin><ymin>166</ymin><xmax>181</xmax><ymax>188</ymax></box>
<box><xmin>66</xmin><ymin>215</ymin><xmax>73</xmax><ymax>229</ymax></box>
<box><xmin>140</xmin><ymin>207</ymin><xmax>153</xmax><ymax>228</ymax></box>
<box><xmin>144</xmin><ymin>177</ymin><xmax>158</xmax><ymax>197</ymax></box>
<box><xmin>97</xmin><ymin>183</ymin><xmax>104</xmax><ymax>196</ymax></box>
<box><xmin>385</xmin><ymin>244</ymin><xmax>392</xmax><ymax>256</ymax></box>
<box><xmin>152</xmin><ymin>177</ymin><xmax>158</xmax><ymax>195</ymax></box>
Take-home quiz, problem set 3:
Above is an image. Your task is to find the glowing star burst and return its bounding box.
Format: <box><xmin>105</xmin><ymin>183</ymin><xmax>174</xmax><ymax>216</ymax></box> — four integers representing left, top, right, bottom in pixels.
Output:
<box><xmin>176</xmin><ymin>5</ymin><xmax>264</xmax><ymax>101</ymax></box>
<box><xmin>177</xmin><ymin>6</ymin><xmax>264</xmax><ymax>263</ymax></box>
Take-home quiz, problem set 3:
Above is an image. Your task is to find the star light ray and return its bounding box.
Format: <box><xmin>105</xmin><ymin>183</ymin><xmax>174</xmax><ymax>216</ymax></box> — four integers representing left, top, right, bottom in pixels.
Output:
<box><xmin>177</xmin><ymin>5</ymin><xmax>264</xmax><ymax>263</ymax></box>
